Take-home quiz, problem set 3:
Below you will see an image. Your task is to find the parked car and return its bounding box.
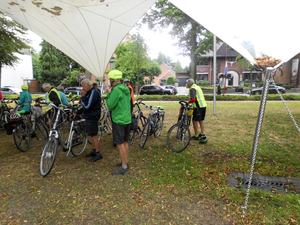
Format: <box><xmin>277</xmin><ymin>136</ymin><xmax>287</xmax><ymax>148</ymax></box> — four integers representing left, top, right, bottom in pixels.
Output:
<box><xmin>139</xmin><ymin>85</ymin><xmax>173</xmax><ymax>95</ymax></box>
<box><xmin>247</xmin><ymin>85</ymin><xmax>286</xmax><ymax>95</ymax></box>
<box><xmin>65</xmin><ymin>87</ymin><xmax>83</xmax><ymax>95</ymax></box>
<box><xmin>1</xmin><ymin>87</ymin><xmax>23</xmax><ymax>95</ymax></box>
<box><xmin>163</xmin><ymin>85</ymin><xmax>178</xmax><ymax>95</ymax></box>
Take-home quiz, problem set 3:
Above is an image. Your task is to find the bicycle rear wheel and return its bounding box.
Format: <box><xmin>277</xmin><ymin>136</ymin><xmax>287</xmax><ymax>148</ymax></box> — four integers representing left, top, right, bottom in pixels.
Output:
<box><xmin>167</xmin><ymin>123</ymin><xmax>190</xmax><ymax>153</ymax></box>
<box><xmin>40</xmin><ymin>136</ymin><xmax>58</xmax><ymax>177</ymax></box>
<box><xmin>140</xmin><ymin>119</ymin><xmax>150</xmax><ymax>148</ymax></box>
<box><xmin>70</xmin><ymin>125</ymin><xmax>88</xmax><ymax>156</ymax></box>
<box><xmin>128</xmin><ymin>129</ymin><xmax>135</xmax><ymax>146</ymax></box>
<box><xmin>154</xmin><ymin>114</ymin><xmax>164</xmax><ymax>138</ymax></box>
<box><xmin>13</xmin><ymin>123</ymin><xmax>32</xmax><ymax>152</ymax></box>
<box><xmin>36</xmin><ymin>118</ymin><xmax>48</xmax><ymax>139</ymax></box>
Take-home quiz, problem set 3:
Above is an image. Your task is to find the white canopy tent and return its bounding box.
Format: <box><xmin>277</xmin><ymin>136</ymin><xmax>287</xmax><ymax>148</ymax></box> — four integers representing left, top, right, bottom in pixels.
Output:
<box><xmin>1</xmin><ymin>0</ymin><xmax>300</xmax><ymax>79</ymax></box>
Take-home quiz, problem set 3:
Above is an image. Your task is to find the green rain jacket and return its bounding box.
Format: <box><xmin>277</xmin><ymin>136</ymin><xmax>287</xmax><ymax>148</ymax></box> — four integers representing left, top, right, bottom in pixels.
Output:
<box><xmin>19</xmin><ymin>90</ymin><xmax>32</xmax><ymax>112</ymax></box>
<box><xmin>106</xmin><ymin>83</ymin><xmax>131</xmax><ymax>125</ymax></box>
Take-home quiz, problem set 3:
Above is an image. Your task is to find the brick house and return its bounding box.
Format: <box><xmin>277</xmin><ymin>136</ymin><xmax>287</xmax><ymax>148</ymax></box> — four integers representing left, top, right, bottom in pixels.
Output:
<box><xmin>149</xmin><ymin>62</ymin><xmax>176</xmax><ymax>86</ymax></box>
<box><xmin>196</xmin><ymin>43</ymin><xmax>259</xmax><ymax>87</ymax></box>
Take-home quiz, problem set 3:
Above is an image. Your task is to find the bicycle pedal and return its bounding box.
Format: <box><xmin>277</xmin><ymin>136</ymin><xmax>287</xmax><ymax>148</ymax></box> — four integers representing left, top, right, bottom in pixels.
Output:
<box><xmin>66</xmin><ymin>152</ymin><xmax>73</xmax><ymax>159</ymax></box>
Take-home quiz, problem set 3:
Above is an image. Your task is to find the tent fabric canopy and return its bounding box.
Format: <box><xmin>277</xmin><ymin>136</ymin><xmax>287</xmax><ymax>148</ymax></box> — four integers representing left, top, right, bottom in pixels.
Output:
<box><xmin>1</xmin><ymin>0</ymin><xmax>300</xmax><ymax>80</ymax></box>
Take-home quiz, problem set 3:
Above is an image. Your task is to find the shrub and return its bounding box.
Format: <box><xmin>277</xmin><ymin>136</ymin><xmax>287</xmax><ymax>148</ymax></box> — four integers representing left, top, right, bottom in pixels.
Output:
<box><xmin>200</xmin><ymin>81</ymin><xmax>209</xmax><ymax>85</ymax></box>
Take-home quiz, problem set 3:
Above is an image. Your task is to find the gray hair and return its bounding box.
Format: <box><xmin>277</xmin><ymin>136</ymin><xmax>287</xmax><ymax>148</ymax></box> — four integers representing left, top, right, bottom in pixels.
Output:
<box><xmin>81</xmin><ymin>79</ymin><xmax>93</xmax><ymax>87</ymax></box>
<box><xmin>42</xmin><ymin>83</ymin><xmax>51</xmax><ymax>89</ymax></box>
<box><xmin>57</xmin><ymin>85</ymin><xmax>64</xmax><ymax>93</ymax></box>
<box><xmin>186</xmin><ymin>78</ymin><xmax>195</xmax><ymax>85</ymax></box>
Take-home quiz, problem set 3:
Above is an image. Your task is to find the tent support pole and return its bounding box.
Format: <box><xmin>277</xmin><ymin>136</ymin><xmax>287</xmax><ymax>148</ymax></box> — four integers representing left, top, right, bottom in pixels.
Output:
<box><xmin>242</xmin><ymin>67</ymin><xmax>273</xmax><ymax>218</ymax></box>
<box><xmin>213</xmin><ymin>34</ymin><xmax>216</xmax><ymax>116</ymax></box>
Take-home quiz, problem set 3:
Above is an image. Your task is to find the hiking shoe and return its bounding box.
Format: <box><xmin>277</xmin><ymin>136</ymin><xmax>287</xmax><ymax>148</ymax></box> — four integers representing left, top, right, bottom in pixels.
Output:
<box><xmin>85</xmin><ymin>150</ymin><xmax>96</xmax><ymax>157</ymax></box>
<box><xmin>112</xmin><ymin>166</ymin><xmax>129</xmax><ymax>176</ymax></box>
<box><xmin>116</xmin><ymin>162</ymin><xmax>130</xmax><ymax>169</ymax></box>
<box><xmin>199</xmin><ymin>134</ymin><xmax>208</xmax><ymax>143</ymax></box>
<box><xmin>190</xmin><ymin>135</ymin><xmax>200</xmax><ymax>140</ymax></box>
<box><xmin>89</xmin><ymin>152</ymin><xmax>103</xmax><ymax>162</ymax></box>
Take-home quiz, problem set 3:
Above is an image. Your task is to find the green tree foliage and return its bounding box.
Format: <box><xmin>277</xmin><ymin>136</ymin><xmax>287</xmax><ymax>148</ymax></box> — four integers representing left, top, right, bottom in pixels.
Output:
<box><xmin>114</xmin><ymin>34</ymin><xmax>151</xmax><ymax>86</ymax></box>
<box><xmin>173</xmin><ymin>60</ymin><xmax>184</xmax><ymax>72</ymax></box>
<box><xmin>32</xmin><ymin>53</ymin><xmax>41</xmax><ymax>79</ymax></box>
<box><xmin>0</xmin><ymin>12</ymin><xmax>31</xmax><ymax>87</ymax></box>
<box><xmin>140</xmin><ymin>61</ymin><xmax>162</xmax><ymax>83</ymax></box>
<box><xmin>38</xmin><ymin>40</ymin><xmax>81</xmax><ymax>86</ymax></box>
<box><xmin>166</xmin><ymin>76</ymin><xmax>176</xmax><ymax>85</ymax></box>
<box><xmin>141</xmin><ymin>0</ymin><xmax>216</xmax><ymax>80</ymax></box>
<box><xmin>153</xmin><ymin>52</ymin><xmax>174</xmax><ymax>67</ymax></box>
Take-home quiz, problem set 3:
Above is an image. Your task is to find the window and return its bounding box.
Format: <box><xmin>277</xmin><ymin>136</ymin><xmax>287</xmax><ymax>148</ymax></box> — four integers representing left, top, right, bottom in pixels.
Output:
<box><xmin>197</xmin><ymin>58</ymin><xmax>209</xmax><ymax>65</ymax></box>
<box><xmin>227</xmin><ymin>57</ymin><xmax>236</xmax><ymax>62</ymax></box>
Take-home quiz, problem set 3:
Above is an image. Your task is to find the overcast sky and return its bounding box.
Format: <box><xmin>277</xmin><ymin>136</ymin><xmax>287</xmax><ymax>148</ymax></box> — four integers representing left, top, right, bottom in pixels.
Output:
<box><xmin>26</xmin><ymin>24</ymin><xmax>191</xmax><ymax>68</ymax></box>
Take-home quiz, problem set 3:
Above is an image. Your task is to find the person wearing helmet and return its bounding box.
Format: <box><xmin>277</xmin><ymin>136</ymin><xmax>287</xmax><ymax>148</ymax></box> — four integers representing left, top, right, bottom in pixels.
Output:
<box><xmin>123</xmin><ymin>79</ymin><xmax>135</xmax><ymax>112</ymax></box>
<box><xmin>186</xmin><ymin>78</ymin><xmax>208</xmax><ymax>143</ymax></box>
<box><xmin>18</xmin><ymin>85</ymin><xmax>32</xmax><ymax>113</ymax></box>
<box><xmin>106</xmin><ymin>70</ymin><xmax>131</xmax><ymax>175</ymax></box>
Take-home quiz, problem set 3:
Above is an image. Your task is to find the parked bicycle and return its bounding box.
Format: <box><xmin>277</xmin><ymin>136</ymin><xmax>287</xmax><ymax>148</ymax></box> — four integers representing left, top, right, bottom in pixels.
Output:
<box><xmin>0</xmin><ymin>98</ymin><xmax>13</xmax><ymax>125</ymax></box>
<box><xmin>98</xmin><ymin>97</ymin><xmax>113</xmax><ymax>141</ymax></box>
<box><xmin>139</xmin><ymin>104</ymin><xmax>165</xmax><ymax>148</ymax></box>
<box><xmin>167</xmin><ymin>101</ymin><xmax>195</xmax><ymax>153</ymax></box>
<box><xmin>40</xmin><ymin>103</ymin><xmax>88</xmax><ymax>177</ymax></box>
<box><xmin>128</xmin><ymin>98</ymin><xmax>149</xmax><ymax>146</ymax></box>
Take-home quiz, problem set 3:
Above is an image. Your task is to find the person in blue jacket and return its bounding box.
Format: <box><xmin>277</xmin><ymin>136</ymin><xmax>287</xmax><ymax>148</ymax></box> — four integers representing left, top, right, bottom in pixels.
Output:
<box><xmin>57</xmin><ymin>85</ymin><xmax>69</xmax><ymax>106</ymax></box>
<box><xmin>18</xmin><ymin>85</ymin><xmax>32</xmax><ymax>113</ymax></box>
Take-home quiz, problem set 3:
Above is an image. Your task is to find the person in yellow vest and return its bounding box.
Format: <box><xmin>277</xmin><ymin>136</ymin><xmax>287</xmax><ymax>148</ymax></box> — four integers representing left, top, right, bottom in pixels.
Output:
<box><xmin>186</xmin><ymin>78</ymin><xmax>208</xmax><ymax>143</ymax></box>
<box><xmin>42</xmin><ymin>83</ymin><xmax>62</xmax><ymax>128</ymax></box>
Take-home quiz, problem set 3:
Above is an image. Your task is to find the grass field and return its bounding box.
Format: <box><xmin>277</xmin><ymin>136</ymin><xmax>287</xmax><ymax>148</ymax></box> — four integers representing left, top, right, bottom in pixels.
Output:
<box><xmin>0</xmin><ymin>101</ymin><xmax>299</xmax><ymax>224</ymax></box>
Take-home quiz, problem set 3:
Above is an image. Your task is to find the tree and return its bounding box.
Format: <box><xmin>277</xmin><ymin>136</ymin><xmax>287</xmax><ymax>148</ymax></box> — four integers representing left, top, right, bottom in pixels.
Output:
<box><xmin>114</xmin><ymin>34</ymin><xmax>151</xmax><ymax>89</ymax></box>
<box><xmin>38</xmin><ymin>40</ymin><xmax>81</xmax><ymax>86</ymax></box>
<box><xmin>140</xmin><ymin>61</ymin><xmax>162</xmax><ymax>83</ymax></box>
<box><xmin>0</xmin><ymin>12</ymin><xmax>31</xmax><ymax>88</ymax></box>
<box><xmin>173</xmin><ymin>60</ymin><xmax>184</xmax><ymax>72</ymax></box>
<box><xmin>166</xmin><ymin>76</ymin><xmax>176</xmax><ymax>85</ymax></box>
<box><xmin>32</xmin><ymin>53</ymin><xmax>41</xmax><ymax>79</ymax></box>
<box><xmin>141</xmin><ymin>0</ymin><xmax>217</xmax><ymax>80</ymax></box>
<box><xmin>153</xmin><ymin>52</ymin><xmax>174</xmax><ymax>67</ymax></box>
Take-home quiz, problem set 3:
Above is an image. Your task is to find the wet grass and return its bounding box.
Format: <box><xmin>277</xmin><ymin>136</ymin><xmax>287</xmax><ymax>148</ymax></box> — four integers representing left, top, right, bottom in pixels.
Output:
<box><xmin>0</xmin><ymin>101</ymin><xmax>299</xmax><ymax>224</ymax></box>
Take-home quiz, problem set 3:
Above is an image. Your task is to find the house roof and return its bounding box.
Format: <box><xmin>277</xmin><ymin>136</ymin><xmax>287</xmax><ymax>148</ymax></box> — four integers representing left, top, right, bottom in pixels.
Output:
<box><xmin>201</xmin><ymin>42</ymin><xmax>240</xmax><ymax>58</ymax></box>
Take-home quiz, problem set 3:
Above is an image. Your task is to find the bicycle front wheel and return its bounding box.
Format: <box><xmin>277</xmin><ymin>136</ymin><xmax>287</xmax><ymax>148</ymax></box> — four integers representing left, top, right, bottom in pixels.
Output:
<box><xmin>36</xmin><ymin>118</ymin><xmax>48</xmax><ymax>139</ymax></box>
<box><xmin>70</xmin><ymin>126</ymin><xmax>88</xmax><ymax>156</ymax></box>
<box><xmin>167</xmin><ymin>123</ymin><xmax>191</xmax><ymax>153</ymax></box>
<box><xmin>13</xmin><ymin>123</ymin><xmax>32</xmax><ymax>152</ymax></box>
<box><xmin>140</xmin><ymin>120</ymin><xmax>150</xmax><ymax>148</ymax></box>
<box><xmin>154</xmin><ymin>114</ymin><xmax>164</xmax><ymax>138</ymax></box>
<box><xmin>40</xmin><ymin>136</ymin><xmax>58</xmax><ymax>177</ymax></box>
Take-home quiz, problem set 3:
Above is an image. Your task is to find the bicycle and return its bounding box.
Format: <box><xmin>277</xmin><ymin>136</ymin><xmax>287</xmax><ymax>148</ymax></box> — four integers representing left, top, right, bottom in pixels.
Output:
<box><xmin>128</xmin><ymin>98</ymin><xmax>149</xmax><ymax>146</ymax></box>
<box><xmin>40</xmin><ymin>103</ymin><xmax>88</xmax><ymax>177</ymax></box>
<box><xmin>98</xmin><ymin>97</ymin><xmax>113</xmax><ymax>141</ymax></box>
<box><xmin>0</xmin><ymin>98</ymin><xmax>13</xmax><ymax>125</ymax></box>
<box><xmin>166</xmin><ymin>101</ymin><xmax>195</xmax><ymax>153</ymax></box>
<box><xmin>139</xmin><ymin>104</ymin><xmax>165</xmax><ymax>148</ymax></box>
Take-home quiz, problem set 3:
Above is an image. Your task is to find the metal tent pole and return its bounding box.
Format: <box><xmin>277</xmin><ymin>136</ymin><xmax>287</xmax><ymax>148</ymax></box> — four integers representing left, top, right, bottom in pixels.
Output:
<box><xmin>242</xmin><ymin>67</ymin><xmax>273</xmax><ymax>217</ymax></box>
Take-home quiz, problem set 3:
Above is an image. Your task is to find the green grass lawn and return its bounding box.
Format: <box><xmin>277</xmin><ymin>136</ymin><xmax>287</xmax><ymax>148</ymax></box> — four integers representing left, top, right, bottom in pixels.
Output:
<box><xmin>0</xmin><ymin>101</ymin><xmax>299</xmax><ymax>224</ymax></box>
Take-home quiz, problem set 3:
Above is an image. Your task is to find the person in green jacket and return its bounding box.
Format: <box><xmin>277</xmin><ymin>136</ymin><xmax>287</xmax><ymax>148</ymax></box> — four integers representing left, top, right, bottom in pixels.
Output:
<box><xmin>18</xmin><ymin>85</ymin><xmax>32</xmax><ymax>113</ymax></box>
<box><xmin>106</xmin><ymin>69</ymin><xmax>131</xmax><ymax>175</ymax></box>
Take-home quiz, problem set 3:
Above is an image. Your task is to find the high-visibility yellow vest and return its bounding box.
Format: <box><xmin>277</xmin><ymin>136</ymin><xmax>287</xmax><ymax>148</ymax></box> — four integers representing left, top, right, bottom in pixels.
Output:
<box><xmin>46</xmin><ymin>88</ymin><xmax>62</xmax><ymax>112</ymax></box>
<box><xmin>189</xmin><ymin>84</ymin><xmax>207</xmax><ymax>108</ymax></box>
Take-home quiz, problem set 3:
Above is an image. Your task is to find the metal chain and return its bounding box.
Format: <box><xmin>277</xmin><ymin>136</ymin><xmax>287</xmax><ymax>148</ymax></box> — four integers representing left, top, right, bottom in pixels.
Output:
<box><xmin>271</xmin><ymin>80</ymin><xmax>300</xmax><ymax>134</ymax></box>
<box><xmin>242</xmin><ymin>77</ymin><xmax>271</xmax><ymax>218</ymax></box>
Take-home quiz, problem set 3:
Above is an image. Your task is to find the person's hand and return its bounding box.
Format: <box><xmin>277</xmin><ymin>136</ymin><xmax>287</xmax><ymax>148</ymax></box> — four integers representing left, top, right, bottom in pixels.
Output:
<box><xmin>80</xmin><ymin>89</ymin><xmax>86</xmax><ymax>96</ymax></box>
<box><xmin>72</xmin><ymin>113</ymin><xmax>77</xmax><ymax>119</ymax></box>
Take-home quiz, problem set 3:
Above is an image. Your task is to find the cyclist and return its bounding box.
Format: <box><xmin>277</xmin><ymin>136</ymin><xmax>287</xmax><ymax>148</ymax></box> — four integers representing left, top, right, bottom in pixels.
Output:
<box><xmin>57</xmin><ymin>85</ymin><xmax>69</xmax><ymax>106</ymax></box>
<box><xmin>18</xmin><ymin>85</ymin><xmax>33</xmax><ymax>132</ymax></box>
<box><xmin>42</xmin><ymin>83</ymin><xmax>62</xmax><ymax>128</ymax></box>
<box><xmin>0</xmin><ymin>90</ymin><xmax>2</xmax><ymax>102</ymax></box>
<box><xmin>123</xmin><ymin>79</ymin><xmax>135</xmax><ymax>112</ymax></box>
<box><xmin>186</xmin><ymin>78</ymin><xmax>208</xmax><ymax>143</ymax></box>
<box><xmin>106</xmin><ymin>70</ymin><xmax>131</xmax><ymax>175</ymax></box>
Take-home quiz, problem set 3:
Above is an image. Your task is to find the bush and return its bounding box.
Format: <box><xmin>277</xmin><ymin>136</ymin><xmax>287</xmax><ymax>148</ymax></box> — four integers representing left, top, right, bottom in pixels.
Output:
<box><xmin>133</xmin><ymin>94</ymin><xmax>300</xmax><ymax>101</ymax></box>
<box><xmin>200</xmin><ymin>81</ymin><xmax>209</xmax><ymax>85</ymax></box>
